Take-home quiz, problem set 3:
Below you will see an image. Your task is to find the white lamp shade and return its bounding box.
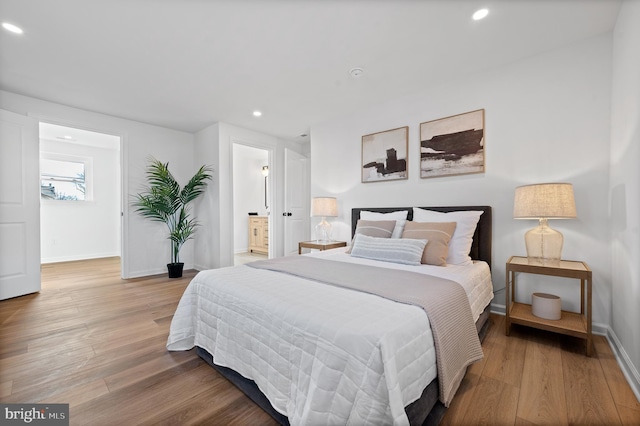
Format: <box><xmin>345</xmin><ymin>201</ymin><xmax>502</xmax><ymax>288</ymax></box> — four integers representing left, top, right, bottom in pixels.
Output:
<box><xmin>513</xmin><ymin>183</ymin><xmax>577</xmax><ymax>219</ymax></box>
<box><xmin>514</xmin><ymin>183</ymin><xmax>576</xmax><ymax>262</ymax></box>
<box><xmin>311</xmin><ymin>197</ymin><xmax>338</xmax><ymax>217</ymax></box>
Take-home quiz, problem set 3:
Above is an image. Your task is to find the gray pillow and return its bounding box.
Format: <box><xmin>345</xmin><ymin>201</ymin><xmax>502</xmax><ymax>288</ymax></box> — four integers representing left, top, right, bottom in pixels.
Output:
<box><xmin>360</xmin><ymin>210</ymin><xmax>408</xmax><ymax>238</ymax></box>
<box><xmin>350</xmin><ymin>234</ymin><xmax>427</xmax><ymax>266</ymax></box>
<box><xmin>346</xmin><ymin>220</ymin><xmax>397</xmax><ymax>253</ymax></box>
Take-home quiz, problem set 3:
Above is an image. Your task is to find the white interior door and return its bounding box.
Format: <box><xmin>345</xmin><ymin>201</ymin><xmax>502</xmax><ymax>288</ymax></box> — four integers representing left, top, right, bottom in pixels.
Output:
<box><xmin>284</xmin><ymin>149</ymin><xmax>309</xmax><ymax>256</ymax></box>
<box><xmin>0</xmin><ymin>109</ymin><xmax>41</xmax><ymax>300</ymax></box>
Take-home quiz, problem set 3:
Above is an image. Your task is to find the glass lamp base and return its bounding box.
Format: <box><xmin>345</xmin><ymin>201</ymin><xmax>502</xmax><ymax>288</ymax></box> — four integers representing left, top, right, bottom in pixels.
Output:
<box><xmin>525</xmin><ymin>218</ymin><xmax>563</xmax><ymax>264</ymax></box>
<box><xmin>315</xmin><ymin>217</ymin><xmax>332</xmax><ymax>243</ymax></box>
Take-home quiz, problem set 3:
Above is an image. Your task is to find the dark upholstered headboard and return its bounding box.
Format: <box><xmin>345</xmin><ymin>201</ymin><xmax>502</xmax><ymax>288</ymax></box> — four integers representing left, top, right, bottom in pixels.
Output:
<box><xmin>351</xmin><ymin>206</ymin><xmax>492</xmax><ymax>268</ymax></box>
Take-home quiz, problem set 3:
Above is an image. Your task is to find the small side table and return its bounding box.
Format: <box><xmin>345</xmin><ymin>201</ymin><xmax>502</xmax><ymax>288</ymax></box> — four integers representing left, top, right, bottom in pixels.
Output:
<box><xmin>505</xmin><ymin>256</ymin><xmax>592</xmax><ymax>356</ymax></box>
<box><xmin>298</xmin><ymin>241</ymin><xmax>347</xmax><ymax>254</ymax></box>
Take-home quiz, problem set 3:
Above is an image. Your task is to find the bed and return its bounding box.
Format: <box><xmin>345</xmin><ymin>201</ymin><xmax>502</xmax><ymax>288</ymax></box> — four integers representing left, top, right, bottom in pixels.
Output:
<box><xmin>167</xmin><ymin>206</ymin><xmax>493</xmax><ymax>426</ymax></box>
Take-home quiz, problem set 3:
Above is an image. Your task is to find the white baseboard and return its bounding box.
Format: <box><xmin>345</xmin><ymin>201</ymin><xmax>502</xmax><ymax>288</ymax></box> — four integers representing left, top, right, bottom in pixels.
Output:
<box><xmin>606</xmin><ymin>327</ymin><xmax>640</xmax><ymax>403</ymax></box>
<box><xmin>193</xmin><ymin>263</ymin><xmax>209</xmax><ymax>272</ymax></box>
<box><xmin>491</xmin><ymin>302</ymin><xmax>506</xmax><ymax>315</ymax></box>
<box><xmin>127</xmin><ymin>267</ymin><xmax>167</xmax><ymax>278</ymax></box>
<box><xmin>41</xmin><ymin>252</ymin><xmax>120</xmax><ymax>264</ymax></box>
<box><xmin>490</xmin><ymin>303</ymin><xmax>640</xmax><ymax>403</ymax></box>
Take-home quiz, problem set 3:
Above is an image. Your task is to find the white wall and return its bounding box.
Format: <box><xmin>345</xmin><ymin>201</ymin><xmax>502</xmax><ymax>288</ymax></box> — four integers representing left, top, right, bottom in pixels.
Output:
<box><xmin>40</xmin><ymin>138</ymin><xmax>120</xmax><ymax>263</ymax></box>
<box><xmin>0</xmin><ymin>90</ymin><xmax>196</xmax><ymax>278</ymax></box>
<box><xmin>233</xmin><ymin>144</ymin><xmax>269</xmax><ymax>253</ymax></box>
<box><xmin>310</xmin><ymin>34</ymin><xmax>613</xmax><ymax>327</ymax></box>
<box><xmin>610</xmin><ymin>0</ymin><xmax>640</xmax><ymax>398</ymax></box>
<box><xmin>193</xmin><ymin>123</ymin><xmax>221</xmax><ymax>270</ymax></box>
<box><xmin>194</xmin><ymin>122</ymin><xmax>309</xmax><ymax>270</ymax></box>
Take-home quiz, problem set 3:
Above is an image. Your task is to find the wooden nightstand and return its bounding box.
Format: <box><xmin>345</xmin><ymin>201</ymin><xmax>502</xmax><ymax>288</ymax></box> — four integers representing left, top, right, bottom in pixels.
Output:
<box><xmin>298</xmin><ymin>241</ymin><xmax>347</xmax><ymax>254</ymax></box>
<box><xmin>505</xmin><ymin>255</ymin><xmax>593</xmax><ymax>356</ymax></box>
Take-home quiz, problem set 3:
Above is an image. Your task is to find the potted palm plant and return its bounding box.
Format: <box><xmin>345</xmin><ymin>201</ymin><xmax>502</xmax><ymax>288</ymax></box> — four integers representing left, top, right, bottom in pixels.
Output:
<box><xmin>133</xmin><ymin>157</ymin><xmax>213</xmax><ymax>278</ymax></box>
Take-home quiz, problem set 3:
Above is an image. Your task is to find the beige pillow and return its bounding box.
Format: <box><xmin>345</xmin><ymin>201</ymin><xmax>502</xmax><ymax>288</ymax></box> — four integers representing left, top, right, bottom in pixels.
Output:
<box><xmin>401</xmin><ymin>221</ymin><xmax>457</xmax><ymax>266</ymax></box>
<box><xmin>347</xmin><ymin>220</ymin><xmax>396</xmax><ymax>253</ymax></box>
<box><xmin>360</xmin><ymin>210</ymin><xmax>408</xmax><ymax>238</ymax></box>
<box><xmin>412</xmin><ymin>208</ymin><xmax>482</xmax><ymax>266</ymax></box>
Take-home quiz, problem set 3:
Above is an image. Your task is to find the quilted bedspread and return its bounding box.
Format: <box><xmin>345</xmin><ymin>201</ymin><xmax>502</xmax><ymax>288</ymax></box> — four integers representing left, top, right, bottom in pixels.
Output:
<box><xmin>167</xmin><ymin>262</ymin><xmax>438</xmax><ymax>425</ymax></box>
<box><xmin>248</xmin><ymin>256</ymin><xmax>483</xmax><ymax>408</ymax></box>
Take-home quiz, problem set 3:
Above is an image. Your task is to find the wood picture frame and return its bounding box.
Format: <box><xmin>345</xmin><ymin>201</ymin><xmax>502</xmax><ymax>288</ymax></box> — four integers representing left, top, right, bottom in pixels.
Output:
<box><xmin>362</xmin><ymin>126</ymin><xmax>408</xmax><ymax>183</ymax></box>
<box><xmin>419</xmin><ymin>109</ymin><xmax>485</xmax><ymax>178</ymax></box>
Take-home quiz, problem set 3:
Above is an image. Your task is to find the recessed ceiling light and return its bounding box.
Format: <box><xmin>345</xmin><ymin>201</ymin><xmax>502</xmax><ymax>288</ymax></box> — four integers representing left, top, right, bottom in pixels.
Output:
<box><xmin>2</xmin><ymin>22</ymin><xmax>23</xmax><ymax>34</ymax></box>
<box><xmin>253</xmin><ymin>111</ymin><xmax>262</xmax><ymax>117</ymax></box>
<box><xmin>349</xmin><ymin>67</ymin><xmax>364</xmax><ymax>78</ymax></box>
<box><xmin>472</xmin><ymin>9</ymin><xmax>489</xmax><ymax>20</ymax></box>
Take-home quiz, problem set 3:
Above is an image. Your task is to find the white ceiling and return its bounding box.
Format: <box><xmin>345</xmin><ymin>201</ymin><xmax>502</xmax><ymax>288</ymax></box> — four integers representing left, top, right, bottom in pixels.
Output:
<box><xmin>39</xmin><ymin>122</ymin><xmax>120</xmax><ymax>150</ymax></box>
<box><xmin>0</xmin><ymin>0</ymin><xmax>621</xmax><ymax>142</ymax></box>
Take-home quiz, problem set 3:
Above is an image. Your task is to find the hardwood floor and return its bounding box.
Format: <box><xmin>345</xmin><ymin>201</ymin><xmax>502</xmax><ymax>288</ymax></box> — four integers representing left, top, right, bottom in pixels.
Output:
<box><xmin>1</xmin><ymin>257</ymin><xmax>639</xmax><ymax>425</ymax></box>
<box><xmin>441</xmin><ymin>317</ymin><xmax>640</xmax><ymax>426</ymax></box>
<box><xmin>0</xmin><ymin>258</ymin><xmax>277</xmax><ymax>426</ymax></box>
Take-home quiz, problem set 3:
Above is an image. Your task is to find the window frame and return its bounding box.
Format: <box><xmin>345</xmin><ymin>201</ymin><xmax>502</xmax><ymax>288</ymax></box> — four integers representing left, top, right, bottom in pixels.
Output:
<box><xmin>40</xmin><ymin>152</ymin><xmax>94</xmax><ymax>202</ymax></box>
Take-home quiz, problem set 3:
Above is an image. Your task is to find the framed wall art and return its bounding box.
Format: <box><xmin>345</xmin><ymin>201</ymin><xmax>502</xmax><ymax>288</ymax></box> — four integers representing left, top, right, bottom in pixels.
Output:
<box><xmin>419</xmin><ymin>109</ymin><xmax>485</xmax><ymax>178</ymax></box>
<box><xmin>362</xmin><ymin>126</ymin><xmax>408</xmax><ymax>183</ymax></box>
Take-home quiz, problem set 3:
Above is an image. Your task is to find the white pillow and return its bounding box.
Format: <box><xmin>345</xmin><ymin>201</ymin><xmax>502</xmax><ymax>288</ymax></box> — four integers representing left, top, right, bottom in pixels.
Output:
<box><xmin>350</xmin><ymin>234</ymin><xmax>426</xmax><ymax>266</ymax></box>
<box><xmin>412</xmin><ymin>208</ymin><xmax>483</xmax><ymax>266</ymax></box>
<box><xmin>360</xmin><ymin>210</ymin><xmax>409</xmax><ymax>238</ymax></box>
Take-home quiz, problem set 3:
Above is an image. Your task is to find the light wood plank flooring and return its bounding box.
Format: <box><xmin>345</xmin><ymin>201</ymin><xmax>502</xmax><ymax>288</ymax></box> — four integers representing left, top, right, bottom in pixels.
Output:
<box><xmin>1</xmin><ymin>257</ymin><xmax>639</xmax><ymax>425</ymax></box>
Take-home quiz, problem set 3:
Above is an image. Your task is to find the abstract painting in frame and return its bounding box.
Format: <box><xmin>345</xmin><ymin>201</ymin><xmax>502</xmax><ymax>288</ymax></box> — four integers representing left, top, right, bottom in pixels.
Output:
<box><xmin>362</xmin><ymin>126</ymin><xmax>408</xmax><ymax>183</ymax></box>
<box><xmin>419</xmin><ymin>109</ymin><xmax>485</xmax><ymax>178</ymax></box>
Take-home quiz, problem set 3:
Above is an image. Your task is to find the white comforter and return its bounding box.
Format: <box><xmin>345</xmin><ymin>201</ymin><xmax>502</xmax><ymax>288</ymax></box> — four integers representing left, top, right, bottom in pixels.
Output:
<box><xmin>167</xmin><ymin>250</ymin><xmax>493</xmax><ymax>425</ymax></box>
<box><xmin>306</xmin><ymin>248</ymin><xmax>494</xmax><ymax>323</ymax></box>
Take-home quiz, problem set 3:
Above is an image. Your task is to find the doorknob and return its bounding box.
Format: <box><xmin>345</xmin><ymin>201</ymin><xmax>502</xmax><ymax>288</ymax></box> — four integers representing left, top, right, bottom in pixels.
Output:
<box><xmin>282</xmin><ymin>212</ymin><xmax>293</xmax><ymax>217</ymax></box>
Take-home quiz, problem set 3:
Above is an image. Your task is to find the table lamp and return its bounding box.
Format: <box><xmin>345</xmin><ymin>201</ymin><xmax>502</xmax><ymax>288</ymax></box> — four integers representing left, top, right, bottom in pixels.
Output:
<box><xmin>311</xmin><ymin>197</ymin><xmax>338</xmax><ymax>243</ymax></box>
<box><xmin>513</xmin><ymin>183</ymin><xmax>577</xmax><ymax>262</ymax></box>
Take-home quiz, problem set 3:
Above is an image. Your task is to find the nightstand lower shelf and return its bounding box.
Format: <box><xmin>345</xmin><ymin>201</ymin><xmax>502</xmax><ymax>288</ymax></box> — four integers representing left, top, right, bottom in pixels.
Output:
<box><xmin>505</xmin><ymin>256</ymin><xmax>592</xmax><ymax>356</ymax></box>
<box><xmin>508</xmin><ymin>302</ymin><xmax>588</xmax><ymax>339</ymax></box>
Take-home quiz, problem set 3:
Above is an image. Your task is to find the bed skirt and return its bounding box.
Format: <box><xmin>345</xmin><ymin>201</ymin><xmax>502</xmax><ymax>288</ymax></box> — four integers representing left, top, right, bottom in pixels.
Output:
<box><xmin>196</xmin><ymin>304</ymin><xmax>491</xmax><ymax>426</ymax></box>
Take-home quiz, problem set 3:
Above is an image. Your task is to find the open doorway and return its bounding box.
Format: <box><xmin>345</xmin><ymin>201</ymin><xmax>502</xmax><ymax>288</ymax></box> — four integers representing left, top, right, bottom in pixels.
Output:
<box><xmin>232</xmin><ymin>143</ymin><xmax>270</xmax><ymax>265</ymax></box>
<box><xmin>39</xmin><ymin>123</ymin><xmax>122</xmax><ymax>272</ymax></box>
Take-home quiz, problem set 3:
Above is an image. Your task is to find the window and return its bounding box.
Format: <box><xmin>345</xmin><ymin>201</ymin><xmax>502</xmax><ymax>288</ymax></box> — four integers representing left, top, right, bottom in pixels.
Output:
<box><xmin>41</xmin><ymin>158</ymin><xmax>86</xmax><ymax>200</ymax></box>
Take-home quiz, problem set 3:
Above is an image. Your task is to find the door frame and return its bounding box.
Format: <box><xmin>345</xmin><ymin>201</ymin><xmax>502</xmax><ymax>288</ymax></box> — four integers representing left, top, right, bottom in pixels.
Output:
<box><xmin>230</xmin><ymin>139</ymin><xmax>275</xmax><ymax>260</ymax></box>
<box><xmin>32</xmin><ymin>114</ymin><xmax>128</xmax><ymax>278</ymax></box>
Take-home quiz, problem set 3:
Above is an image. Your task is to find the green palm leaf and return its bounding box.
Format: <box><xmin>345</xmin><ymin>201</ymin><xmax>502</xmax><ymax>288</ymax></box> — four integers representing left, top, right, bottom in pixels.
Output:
<box><xmin>180</xmin><ymin>164</ymin><xmax>213</xmax><ymax>204</ymax></box>
<box><xmin>132</xmin><ymin>157</ymin><xmax>213</xmax><ymax>265</ymax></box>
